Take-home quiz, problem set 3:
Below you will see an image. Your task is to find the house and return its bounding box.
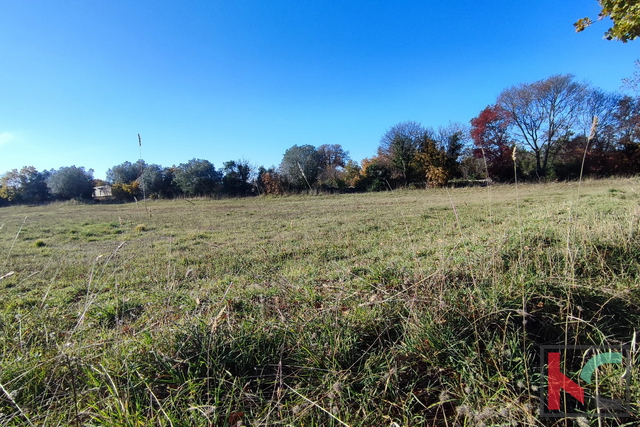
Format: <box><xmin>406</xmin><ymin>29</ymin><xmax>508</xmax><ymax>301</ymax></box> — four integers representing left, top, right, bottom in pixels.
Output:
<box><xmin>93</xmin><ymin>185</ymin><xmax>113</xmax><ymax>200</ymax></box>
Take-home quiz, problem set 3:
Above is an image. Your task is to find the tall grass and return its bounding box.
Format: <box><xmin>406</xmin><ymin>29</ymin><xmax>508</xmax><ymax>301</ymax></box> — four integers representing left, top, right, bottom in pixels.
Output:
<box><xmin>0</xmin><ymin>179</ymin><xmax>638</xmax><ymax>425</ymax></box>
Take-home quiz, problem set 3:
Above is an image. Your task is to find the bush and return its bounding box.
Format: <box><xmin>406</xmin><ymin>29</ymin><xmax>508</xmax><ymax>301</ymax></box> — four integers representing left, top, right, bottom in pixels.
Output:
<box><xmin>111</xmin><ymin>182</ymin><xmax>141</xmax><ymax>202</ymax></box>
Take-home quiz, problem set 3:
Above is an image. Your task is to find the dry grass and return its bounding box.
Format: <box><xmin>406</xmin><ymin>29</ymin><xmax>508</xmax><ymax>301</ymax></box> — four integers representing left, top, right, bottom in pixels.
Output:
<box><xmin>0</xmin><ymin>178</ymin><xmax>638</xmax><ymax>425</ymax></box>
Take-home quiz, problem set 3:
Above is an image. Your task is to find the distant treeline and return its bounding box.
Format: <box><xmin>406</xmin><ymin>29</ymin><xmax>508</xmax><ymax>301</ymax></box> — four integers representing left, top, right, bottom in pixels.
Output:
<box><xmin>1</xmin><ymin>74</ymin><xmax>639</xmax><ymax>206</ymax></box>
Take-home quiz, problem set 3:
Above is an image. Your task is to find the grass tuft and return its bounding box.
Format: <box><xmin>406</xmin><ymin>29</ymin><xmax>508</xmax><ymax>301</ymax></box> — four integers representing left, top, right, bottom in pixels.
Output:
<box><xmin>134</xmin><ymin>224</ymin><xmax>147</xmax><ymax>232</ymax></box>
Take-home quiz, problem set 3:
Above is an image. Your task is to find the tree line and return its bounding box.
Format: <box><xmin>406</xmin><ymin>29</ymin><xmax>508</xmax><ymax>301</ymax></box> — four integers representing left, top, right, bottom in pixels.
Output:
<box><xmin>1</xmin><ymin>73</ymin><xmax>639</xmax><ymax>206</ymax></box>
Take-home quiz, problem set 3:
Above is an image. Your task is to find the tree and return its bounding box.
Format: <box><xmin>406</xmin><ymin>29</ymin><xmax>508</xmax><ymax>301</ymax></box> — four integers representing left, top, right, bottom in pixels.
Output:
<box><xmin>378</xmin><ymin>121</ymin><xmax>426</xmax><ymax>186</ymax></box>
<box><xmin>0</xmin><ymin>166</ymin><xmax>51</xmax><ymax>204</ymax></box>
<box><xmin>47</xmin><ymin>166</ymin><xmax>94</xmax><ymax>200</ymax></box>
<box><xmin>435</xmin><ymin>123</ymin><xmax>467</xmax><ymax>178</ymax></box>
<box><xmin>138</xmin><ymin>164</ymin><xmax>163</xmax><ymax>197</ymax></box>
<box><xmin>106</xmin><ymin>160</ymin><xmax>146</xmax><ymax>184</ymax></box>
<box><xmin>458</xmin><ymin>149</ymin><xmax>487</xmax><ymax>180</ymax></box>
<box><xmin>622</xmin><ymin>60</ymin><xmax>640</xmax><ymax>93</ymax></box>
<box><xmin>379</xmin><ymin>121</ymin><xmax>425</xmax><ymax>155</ymax></box>
<box><xmin>318</xmin><ymin>144</ymin><xmax>349</xmax><ymax>169</ymax></box>
<box><xmin>575</xmin><ymin>0</ymin><xmax>640</xmax><ymax>42</ymax></box>
<box><xmin>470</xmin><ymin>105</ymin><xmax>515</xmax><ymax>181</ymax></box>
<box><xmin>279</xmin><ymin>145</ymin><xmax>322</xmax><ymax>190</ymax></box>
<box><xmin>612</xmin><ymin>95</ymin><xmax>640</xmax><ymax>152</ymax></box>
<box><xmin>610</xmin><ymin>95</ymin><xmax>640</xmax><ymax>173</ymax></box>
<box><xmin>497</xmin><ymin>74</ymin><xmax>588</xmax><ymax>178</ymax></box>
<box><xmin>415</xmin><ymin>133</ymin><xmax>450</xmax><ymax>187</ymax></box>
<box><xmin>616</xmin><ymin>95</ymin><xmax>640</xmax><ymax>134</ymax></box>
<box><xmin>317</xmin><ymin>144</ymin><xmax>350</xmax><ymax>188</ymax></box>
<box><xmin>409</xmin><ymin>124</ymin><xmax>467</xmax><ymax>187</ymax></box>
<box><xmin>343</xmin><ymin>160</ymin><xmax>362</xmax><ymax>188</ymax></box>
<box><xmin>359</xmin><ymin>156</ymin><xmax>393</xmax><ymax>191</ymax></box>
<box><xmin>579</xmin><ymin>89</ymin><xmax>622</xmax><ymax>151</ymax></box>
<box><xmin>173</xmin><ymin>159</ymin><xmax>221</xmax><ymax>197</ymax></box>
<box><xmin>257</xmin><ymin>166</ymin><xmax>285</xmax><ymax>195</ymax></box>
<box><xmin>111</xmin><ymin>182</ymin><xmax>141</xmax><ymax>202</ymax></box>
<box><xmin>138</xmin><ymin>164</ymin><xmax>176</xmax><ymax>199</ymax></box>
<box><xmin>222</xmin><ymin>160</ymin><xmax>253</xmax><ymax>197</ymax></box>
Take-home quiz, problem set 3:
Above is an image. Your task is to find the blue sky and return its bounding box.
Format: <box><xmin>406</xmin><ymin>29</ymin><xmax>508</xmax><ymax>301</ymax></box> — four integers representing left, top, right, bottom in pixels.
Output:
<box><xmin>0</xmin><ymin>1</ymin><xmax>638</xmax><ymax>180</ymax></box>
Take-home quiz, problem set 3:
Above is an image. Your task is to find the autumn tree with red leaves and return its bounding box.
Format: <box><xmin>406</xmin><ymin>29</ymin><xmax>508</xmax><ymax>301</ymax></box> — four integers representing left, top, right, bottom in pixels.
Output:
<box><xmin>470</xmin><ymin>105</ymin><xmax>515</xmax><ymax>182</ymax></box>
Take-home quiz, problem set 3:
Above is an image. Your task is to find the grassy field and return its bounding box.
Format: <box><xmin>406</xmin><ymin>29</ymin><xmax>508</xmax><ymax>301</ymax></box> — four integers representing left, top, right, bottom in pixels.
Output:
<box><xmin>0</xmin><ymin>178</ymin><xmax>639</xmax><ymax>426</ymax></box>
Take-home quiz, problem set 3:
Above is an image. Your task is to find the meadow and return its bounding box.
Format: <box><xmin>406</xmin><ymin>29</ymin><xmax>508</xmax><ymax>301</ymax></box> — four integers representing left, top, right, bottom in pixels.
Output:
<box><xmin>0</xmin><ymin>178</ymin><xmax>639</xmax><ymax>426</ymax></box>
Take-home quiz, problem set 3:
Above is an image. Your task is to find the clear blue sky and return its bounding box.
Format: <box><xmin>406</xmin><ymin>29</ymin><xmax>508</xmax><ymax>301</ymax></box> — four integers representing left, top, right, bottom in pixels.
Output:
<box><xmin>0</xmin><ymin>1</ymin><xmax>637</xmax><ymax>180</ymax></box>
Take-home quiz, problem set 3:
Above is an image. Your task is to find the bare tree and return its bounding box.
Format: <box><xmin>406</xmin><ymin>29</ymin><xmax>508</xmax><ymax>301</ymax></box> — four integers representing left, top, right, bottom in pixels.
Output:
<box><xmin>498</xmin><ymin>74</ymin><xmax>588</xmax><ymax>178</ymax></box>
<box><xmin>378</xmin><ymin>121</ymin><xmax>425</xmax><ymax>156</ymax></box>
<box><xmin>579</xmin><ymin>89</ymin><xmax>622</xmax><ymax>150</ymax></box>
<box><xmin>614</xmin><ymin>95</ymin><xmax>640</xmax><ymax>146</ymax></box>
<box><xmin>622</xmin><ymin>59</ymin><xmax>640</xmax><ymax>94</ymax></box>
<box><xmin>435</xmin><ymin>122</ymin><xmax>470</xmax><ymax>160</ymax></box>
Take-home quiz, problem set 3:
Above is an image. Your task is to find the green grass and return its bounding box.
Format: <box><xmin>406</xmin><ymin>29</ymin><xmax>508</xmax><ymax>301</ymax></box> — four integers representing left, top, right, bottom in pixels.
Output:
<box><xmin>0</xmin><ymin>178</ymin><xmax>639</xmax><ymax>425</ymax></box>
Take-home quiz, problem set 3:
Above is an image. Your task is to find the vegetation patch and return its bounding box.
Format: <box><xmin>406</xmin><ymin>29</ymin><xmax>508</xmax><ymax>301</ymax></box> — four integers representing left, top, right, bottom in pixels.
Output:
<box><xmin>134</xmin><ymin>223</ymin><xmax>148</xmax><ymax>232</ymax></box>
<box><xmin>0</xmin><ymin>179</ymin><xmax>639</xmax><ymax>425</ymax></box>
